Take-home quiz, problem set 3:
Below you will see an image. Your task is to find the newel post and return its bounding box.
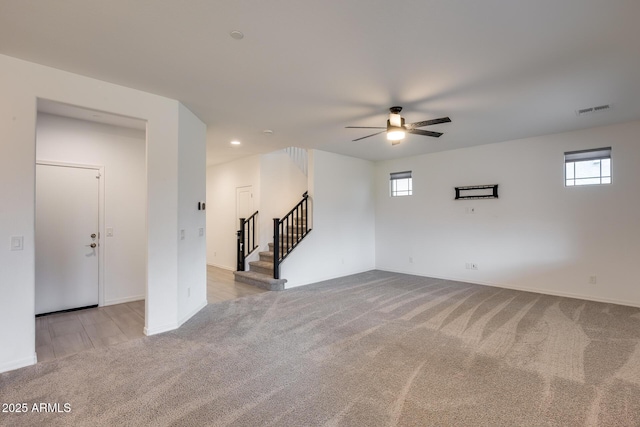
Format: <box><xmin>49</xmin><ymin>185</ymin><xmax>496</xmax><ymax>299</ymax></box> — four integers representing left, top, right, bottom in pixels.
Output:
<box><xmin>273</xmin><ymin>218</ymin><xmax>280</xmax><ymax>279</ymax></box>
<box><xmin>236</xmin><ymin>218</ymin><xmax>245</xmax><ymax>271</ymax></box>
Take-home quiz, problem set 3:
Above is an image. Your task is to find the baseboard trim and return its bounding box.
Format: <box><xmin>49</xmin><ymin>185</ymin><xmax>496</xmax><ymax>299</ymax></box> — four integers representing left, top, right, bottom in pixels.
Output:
<box><xmin>143</xmin><ymin>300</ymin><xmax>208</xmax><ymax>336</ymax></box>
<box><xmin>0</xmin><ymin>354</ymin><xmax>37</xmax><ymax>374</ymax></box>
<box><xmin>285</xmin><ymin>266</ymin><xmax>377</xmax><ymax>289</ymax></box>
<box><xmin>104</xmin><ymin>295</ymin><xmax>145</xmax><ymax>306</ymax></box>
<box><xmin>144</xmin><ymin>322</ymin><xmax>178</xmax><ymax>336</ymax></box>
<box><xmin>178</xmin><ymin>300</ymin><xmax>208</xmax><ymax>327</ymax></box>
<box><xmin>376</xmin><ymin>268</ymin><xmax>640</xmax><ymax>309</ymax></box>
<box><xmin>207</xmin><ymin>263</ymin><xmax>234</xmax><ymax>271</ymax></box>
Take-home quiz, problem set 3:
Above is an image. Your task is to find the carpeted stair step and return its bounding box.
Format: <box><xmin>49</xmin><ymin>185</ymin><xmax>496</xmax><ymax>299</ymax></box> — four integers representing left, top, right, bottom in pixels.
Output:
<box><xmin>233</xmin><ymin>270</ymin><xmax>286</xmax><ymax>291</ymax></box>
<box><xmin>271</xmin><ymin>232</ymin><xmax>308</xmax><ymax>243</ymax></box>
<box><xmin>259</xmin><ymin>251</ymin><xmax>274</xmax><ymax>262</ymax></box>
<box><xmin>249</xmin><ymin>260</ymin><xmax>274</xmax><ymax>276</ymax></box>
<box><xmin>286</xmin><ymin>225</ymin><xmax>308</xmax><ymax>233</ymax></box>
<box><xmin>268</xmin><ymin>242</ymin><xmax>294</xmax><ymax>251</ymax></box>
<box><xmin>278</xmin><ymin>234</ymin><xmax>306</xmax><ymax>243</ymax></box>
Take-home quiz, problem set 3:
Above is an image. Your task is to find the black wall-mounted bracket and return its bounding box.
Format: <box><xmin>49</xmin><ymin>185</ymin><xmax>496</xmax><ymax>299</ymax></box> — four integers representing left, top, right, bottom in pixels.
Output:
<box><xmin>455</xmin><ymin>184</ymin><xmax>499</xmax><ymax>200</ymax></box>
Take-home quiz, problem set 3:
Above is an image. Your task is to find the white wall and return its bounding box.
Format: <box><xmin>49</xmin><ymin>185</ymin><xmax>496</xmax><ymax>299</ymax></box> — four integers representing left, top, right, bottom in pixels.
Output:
<box><xmin>36</xmin><ymin>113</ymin><xmax>146</xmax><ymax>305</ymax></box>
<box><xmin>177</xmin><ymin>103</ymin><xmax>208</xmax><ymax>325</ymax></box>
<box><xmin>206</xmin><ymin>155</ymin><xmax>261</xmax><ymax>269</ymax></box>
<box><xmin>0</xmin><ymin>54</ymin><xmax>206</xmax><ymax>373</ymax></box>
<box><xmin>375</xmin><ymin>120</ymin><xmax>640</xmax><ymax>307</ymax></box>
<box><xmin>282</xmin><ymin>150</ymin><xmax>376</xmax><ymax>287</ymax></box>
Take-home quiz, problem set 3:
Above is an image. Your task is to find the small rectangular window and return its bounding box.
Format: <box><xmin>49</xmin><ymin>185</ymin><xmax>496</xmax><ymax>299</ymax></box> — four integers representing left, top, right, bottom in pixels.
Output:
<box><xmin>390</xmin><ymin>171</ymin><xmax>412</xmax><ymax>196</ymax></box>
<box><xmin>565</xmin><ymin>147</ymin><xmax>611</xmax><ymax>186</ymax></box>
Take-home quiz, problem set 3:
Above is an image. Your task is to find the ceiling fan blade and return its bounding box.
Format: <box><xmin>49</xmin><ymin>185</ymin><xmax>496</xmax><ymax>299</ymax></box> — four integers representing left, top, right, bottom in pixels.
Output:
<box><xmin>353</xmin><ymin>131</ymin><xmax>385</xmax><ymax>141</ymax></box>
<box><xmin>408</xmin><ymin>129</ymin><xmax>443</xmax><ymax>138</ymax></box>
<box><xmin>345</xmin><ymin>126</ymin><xmax>386</xmax><ymax>129</ymax></box>
<box><xmin>406</xmin><ymin>117</ymin><xmax>451</xmax><ymax>129</ymax></box>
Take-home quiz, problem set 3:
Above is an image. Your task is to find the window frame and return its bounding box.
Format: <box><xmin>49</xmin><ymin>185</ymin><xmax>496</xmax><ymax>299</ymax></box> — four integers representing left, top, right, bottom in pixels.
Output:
<box><xmin>564</xmin><ymin>147</ymin><xmax>611</xmax><ymax>187</ymax></box>
<box><xmin>390</xmin><ymin>171</ymin><xmax>412</xmax><ymax>197</ymax></box>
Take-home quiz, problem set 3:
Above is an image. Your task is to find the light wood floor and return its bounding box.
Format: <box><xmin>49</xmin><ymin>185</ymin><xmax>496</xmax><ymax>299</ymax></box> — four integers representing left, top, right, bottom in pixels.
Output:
<box><xmin>35</xmin><ymin>300</ymin><xmax>145</xmax><ymax>363</ymax></box>
<box><xmin>207</xmin><ymin>265</ymin><xmax>267</xmax><ymax>302</ymax></box>
<box><xmin>36</xmin><ymin>266</ymin><xmax>267</xmax><ymax>362</ymax></box>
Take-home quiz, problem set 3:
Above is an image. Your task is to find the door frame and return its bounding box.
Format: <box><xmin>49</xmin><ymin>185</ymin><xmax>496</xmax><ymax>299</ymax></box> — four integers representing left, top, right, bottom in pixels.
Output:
<box><xmin>35</xmin><ymin>160</ymin><xmax>106</xmax><ymax>307</ymax></box>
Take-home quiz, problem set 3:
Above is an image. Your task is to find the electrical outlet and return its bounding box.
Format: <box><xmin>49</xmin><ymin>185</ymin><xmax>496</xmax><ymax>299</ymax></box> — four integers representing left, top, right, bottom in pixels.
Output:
<box><xmin>180</xmin><ymin>229</ymin><xmax>185</xmax><ymax>240</ymax></box>
<box><xmin>471</xmin><ymin>263</ymin><xmax>479</xmax><ymax>270</ymax></box>
<box><xmin>465</xmin><ymin>262</ymin><xmax>471</xmax><ymax>269</ymax></box>
<box><xmin>589</xmin><ymin>275</ymin><xmax>597</xmax><ymax>284</ymax></box>
<box><xmin>199</xmin><ymin>228</ymin><xmax>204</xmax><ymax>237</ymax></box>
<box><xmin>466</xmin><ymin>207</ymin><xmax>476</xmax><ymax>214</ymax></box>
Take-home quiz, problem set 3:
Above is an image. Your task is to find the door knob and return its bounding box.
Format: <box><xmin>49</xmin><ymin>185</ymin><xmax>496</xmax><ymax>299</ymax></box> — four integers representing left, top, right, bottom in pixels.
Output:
<box><xmin>91</xmin><ymin>233</ymin><xmax>97</xmax><ymax>239</ymax></box>
<box><xmin>90</xmin><ymin>243</ymin><xmax>97</xmax><ymax>248</ymax></box>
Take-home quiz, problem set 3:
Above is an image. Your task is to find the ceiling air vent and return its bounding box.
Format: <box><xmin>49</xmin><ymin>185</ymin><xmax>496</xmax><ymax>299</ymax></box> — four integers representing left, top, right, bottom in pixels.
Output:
<box><xmin>576</xmin><ymin>104</ymin><xmax>612</xmax><ymax>116</ymax></box>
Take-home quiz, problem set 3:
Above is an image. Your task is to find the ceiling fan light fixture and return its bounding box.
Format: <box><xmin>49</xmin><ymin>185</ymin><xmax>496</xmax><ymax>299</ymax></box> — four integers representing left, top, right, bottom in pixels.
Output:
<box><xmin>387</xmin><ymin>110</ymin><xmax>406</xmax><ymax>141</ymax></box>
<box><xmin>386</xmin><ymin>126</ymin><xmax>406</xmax><ymax>141</ymax></box>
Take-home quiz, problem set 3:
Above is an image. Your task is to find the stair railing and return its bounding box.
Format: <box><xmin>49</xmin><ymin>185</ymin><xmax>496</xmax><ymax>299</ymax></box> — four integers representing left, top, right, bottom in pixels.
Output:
<box><xmin>236</xmin><ymin>210</ymin><xmax>259</xmax><ymax>271</ymax></box>
<box><xmin>273</xmin><ymin>192</ymin><xmax>311</xmax><ymax>279</ymax></box>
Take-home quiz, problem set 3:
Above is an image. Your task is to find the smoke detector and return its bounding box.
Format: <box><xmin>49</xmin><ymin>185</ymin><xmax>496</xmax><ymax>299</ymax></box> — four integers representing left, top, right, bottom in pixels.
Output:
<box><xmin>229</xmin><ymin>30</ymin><xmax>244</xmax><ymax>40</ymax></box>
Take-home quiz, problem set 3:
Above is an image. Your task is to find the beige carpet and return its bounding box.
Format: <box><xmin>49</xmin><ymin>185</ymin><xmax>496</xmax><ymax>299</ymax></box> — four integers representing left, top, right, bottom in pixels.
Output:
<box><xmin>1</xmin><ymin>271</ymin><xmax>640</xmax><ymax>426</ymax></box>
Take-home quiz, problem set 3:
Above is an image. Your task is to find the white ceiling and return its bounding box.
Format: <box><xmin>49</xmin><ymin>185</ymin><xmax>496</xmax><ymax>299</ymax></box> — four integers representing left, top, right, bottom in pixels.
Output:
<box><xmin>2</xmin><ymin>0</ymin><xmax>640</xmax><ymax>166</ymax></box>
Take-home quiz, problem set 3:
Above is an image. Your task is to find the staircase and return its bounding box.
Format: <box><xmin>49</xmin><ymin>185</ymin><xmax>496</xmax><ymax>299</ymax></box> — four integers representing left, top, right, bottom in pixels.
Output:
<box><xmin>234</xmin><ymin>193</ymin><xmax>310</xmax><ymax>291</ymax></box>
<box><xmin>233</xmin><ymin>242</ymin><xmax>287</xmax><ymax>291</ymax></box>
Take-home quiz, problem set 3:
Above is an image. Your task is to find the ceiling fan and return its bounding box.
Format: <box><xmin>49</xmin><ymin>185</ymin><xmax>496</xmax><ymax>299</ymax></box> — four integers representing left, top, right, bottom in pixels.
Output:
<box><xmin>346</xmin><ymin>106</ymin><xmax>451</xmax><ymax>145</ymax></box>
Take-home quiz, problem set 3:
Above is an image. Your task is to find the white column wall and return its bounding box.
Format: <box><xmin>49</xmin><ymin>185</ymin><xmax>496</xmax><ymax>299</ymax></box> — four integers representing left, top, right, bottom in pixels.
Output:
<box><xmin>177</xmin><ymin>103</ymin><xmax>208</xmax><ymax>325</ymax></box>
<box><xmin>0</xmin><ymin>54</ymin><xmax>205</xmax><ymax>372</ymax></box>
<box><xmin>375</xmin><ymin>120</ymin><xmax>640</xmax><ymax>307</ymax></box>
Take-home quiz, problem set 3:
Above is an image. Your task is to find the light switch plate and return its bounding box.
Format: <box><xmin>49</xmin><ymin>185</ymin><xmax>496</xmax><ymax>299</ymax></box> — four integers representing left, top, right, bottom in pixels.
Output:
<box><xmin>10</xmin><ymin>236</ymin><xmax>24</xmax><ymax>251</ymax></box>
<box><xmin>106</xmin><ymin>227</ymin><xmax>114</xmax><ymax>237</ymax></box>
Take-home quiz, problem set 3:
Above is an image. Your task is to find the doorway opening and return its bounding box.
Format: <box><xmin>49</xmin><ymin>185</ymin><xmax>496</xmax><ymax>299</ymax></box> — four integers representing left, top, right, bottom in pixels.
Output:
<box><xmin>34</xmin><ymin>99</ymin><xmax>147</xmax><ymax>362</ymax></box>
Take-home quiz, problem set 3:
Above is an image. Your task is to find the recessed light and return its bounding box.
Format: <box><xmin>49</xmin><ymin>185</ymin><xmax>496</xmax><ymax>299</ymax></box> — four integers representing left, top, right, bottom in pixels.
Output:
<box><xmin>230</xmin><ymin>140</ymin><xmax>241</xmax><ymax>146</ymax></box>
<box><xmin>229</xmin><ymin>30</ymin><xmax>244</xmax><ymax>40</ymax></box>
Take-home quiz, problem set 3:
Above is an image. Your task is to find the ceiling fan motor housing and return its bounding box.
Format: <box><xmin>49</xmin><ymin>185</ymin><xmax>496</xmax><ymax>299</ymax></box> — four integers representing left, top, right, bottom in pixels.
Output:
<box><xmin>386</xmin><ymin>117</ymin><xmax>405</xmax><ymax>131</ymax></box>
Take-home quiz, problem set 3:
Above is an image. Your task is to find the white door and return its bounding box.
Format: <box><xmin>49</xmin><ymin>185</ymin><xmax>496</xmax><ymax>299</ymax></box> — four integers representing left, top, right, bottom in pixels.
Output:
<box><xmin>236</xmin><ymin>186</ymin><xmax>253</xmax><ymax>222</ymax></box>
<box><xmin>35</xmin><ymin>164</ymin><xmax>100</xmax><ymax>315</ymax></box>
